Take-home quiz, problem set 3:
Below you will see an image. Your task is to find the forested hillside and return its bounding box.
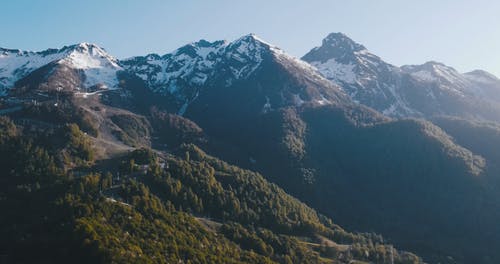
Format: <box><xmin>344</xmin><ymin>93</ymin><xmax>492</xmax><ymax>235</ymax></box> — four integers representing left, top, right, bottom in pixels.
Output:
<box><xmin>0</xmin><ymin>117</ymin><xmax>422</xmax><ymax>263</ymax></box>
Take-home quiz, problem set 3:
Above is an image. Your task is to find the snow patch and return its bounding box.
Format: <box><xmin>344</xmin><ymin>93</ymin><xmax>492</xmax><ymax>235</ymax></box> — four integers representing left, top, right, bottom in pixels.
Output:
<box><xmin>410</xmin><ymin>70</ymin><xmax>438</xmax><ymax>82</ymax></box>
<box><xmin>310</xmin><ymin>58</ymin><xmax>357</xmax><ymax>84</ymax></box>
<box><xmin>59</xmin><ymin>45</ymin><xmax>123</xmax><ymax>89</ymax></box>
<box><xmin>316</xmin><ymin>95</ymin><xmax>331</xmax><ymax>105</ymax></box>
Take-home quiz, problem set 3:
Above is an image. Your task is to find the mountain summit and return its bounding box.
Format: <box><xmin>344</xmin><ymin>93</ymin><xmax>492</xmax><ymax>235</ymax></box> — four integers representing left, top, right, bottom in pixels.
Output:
<box><xmin>302</xmin><ymin>32</ymin><xmax>411</xmax><ymax>116</ymax></box>
<box><xmin>122</xmin><ymin>34</ymin><xmax>346</xmax><ymax>115</ymax></box>
<box><xmin>303</xmin><ymin>32</ymin><xmax>500</xmax><ymax>121</ymax></box>
<box><xmin>302</xmin><ymin>32</ymin><xmax>367</xmax><ymax>64</ymax></box>
<box><xmin>0</xmin><ymin>43</ymin><xmax>122</xmax><ymax>95</ymax></box>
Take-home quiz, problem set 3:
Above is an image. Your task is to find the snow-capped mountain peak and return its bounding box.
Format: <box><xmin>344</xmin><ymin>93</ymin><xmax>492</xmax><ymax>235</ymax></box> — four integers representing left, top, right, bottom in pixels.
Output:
<box><xmin>303</xmin><ymin>32</ymin><xmax>500</xmax><ymax>122</ymax></box>
<box><xmin>302</xmin><ymin>32</ymin><xmax>394</xmax><ymax>88</ymax></box>
<box><xmin>302</xmin><ymin>32</ymin><xmax>368</xmax><ymax>65</ymax></box>
<box><xmin>464</xmin><ymin>69</ymin><xmax>500</xmax><ymax>84</ymax></box>
<box><xmin>121</xmin><ymin>34</ymin><xmax>279</xmax><ymax>95</ymax></box>
<box><xmin>228</xmin><ymin>33</ymin><xmax>274</xmax><ymax>50</ymax></box>
<box><xmin>401</xmin><ymin>61</ymin><xmax>462</xmax><ymax>83</ymax></box>
<box><xmin>121</xmin><ymin>39</ymin><xmax>228</xmax><ymax>95</ymax></box>
<box><xmin>223</xmin><ymin>34</ymin><xmax>274</xmax><ymax>79</ymax></box>
<box><xmin>303</xmin><ymin>33</ymin><xmax>418</xmax><ymax>117</ymax></box>
<box><xmin>303</xmin><ymin>32</ymin><xmax>396</xmax><ymax>85</ymax></box>
<box><xmin>65</xmin><ymin>42</ymin><xmax>119</xmax><ymax>64</ymax></box>
<box><xmin>322</xmin><ymin>32</ymin><xmax>367</xmax><ymax>53</ymax></box>
<box><xmin>59</xmin><ymin>43</ymin><xmax>123</xmax><ymax>89</ymax></box>
<box><xmin>0</xmin><ymin>47</ymin><xmax>68</xmax><ymax>95</ymax></box>
<box><xmin>0</xmin><ymin>42</ymin><xmax>122</xmax><ymax>95</ymax></box>
<box><xmin>171</xmin><ymin>39</ymin><xmax>227</xmax><ymax>60</ymax></box>
<box><xmin>401</xmin><ymin>61</ymin><xmax>481</xmax><ymax>97</ymax></box>
<box><xmin>121</xmin><ymin>33</ymin><xmax>344</xmax><ymax>116</ymax></box>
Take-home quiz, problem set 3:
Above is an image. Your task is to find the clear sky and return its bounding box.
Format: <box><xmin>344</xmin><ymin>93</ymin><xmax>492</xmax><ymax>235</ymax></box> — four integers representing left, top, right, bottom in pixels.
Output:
<box><xmin>1</xmin><ymin>0</ymin><xmax>499</xmax><ymax>76</ymax></box>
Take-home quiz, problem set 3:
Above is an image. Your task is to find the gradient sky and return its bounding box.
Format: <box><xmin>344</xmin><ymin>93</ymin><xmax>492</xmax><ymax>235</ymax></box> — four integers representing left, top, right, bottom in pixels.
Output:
<box><xmin>1</xmin><ymin>0</ymin><xmax>499</xmax><ymax>76</ymax></box>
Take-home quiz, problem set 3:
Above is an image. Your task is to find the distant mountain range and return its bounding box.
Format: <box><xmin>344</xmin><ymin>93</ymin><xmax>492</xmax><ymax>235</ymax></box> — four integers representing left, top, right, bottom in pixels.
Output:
<box><xmin>2</xmin><ymin>33</ymin><xmax>500</xmax><ymax>263</ymax></box>
<box><xmin>3</xmin><ymin>32</ymin><xmax>500</xmax><ymax>122</ymax></box>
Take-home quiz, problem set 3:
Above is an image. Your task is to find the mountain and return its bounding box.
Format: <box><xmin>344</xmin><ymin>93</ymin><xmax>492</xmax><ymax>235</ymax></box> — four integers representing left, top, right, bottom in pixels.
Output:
<box><xmin>2</xmin><ymin>34</ymin><xmax>500</xmax><ymax>263</ymax></box>
<box><xmin>122</xmin><ymin>34</ymin><xmax>347</xmax><ymax>115</ymax></box>
<box><xmin>302</xmin><ymin>32</ymin><xmax>416</xmax><ymax>117</ymax></box>
<box><xmin>0</xmin><ymin>37</ymin><xmax>425</xmax><ymax>263</ymax></box>
<box><xmin>121</xmin><ymin>35</ymin><xmax>500</xmax><ymax>263</ymax></box>
<box><xmin>0</xmin><ymin>43</ymin><xmax>122</xmax><ymax>96</ymax></box>
<box><xmin>463</xmin><ymin>70</ymin><xmax>500</xmax><ymax>103</ymax></box>
<box><xmin>302</xmin><ymin>33</ymin><xmax>500</xmax><ymax>122</ymax></box>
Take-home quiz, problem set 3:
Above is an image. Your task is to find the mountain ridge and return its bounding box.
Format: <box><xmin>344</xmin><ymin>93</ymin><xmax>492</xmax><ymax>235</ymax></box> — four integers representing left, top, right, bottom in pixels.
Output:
<box><xmin>121</xmin><ymin>33</ymin><xmax>347</xmax><ymax>116</ymax></box>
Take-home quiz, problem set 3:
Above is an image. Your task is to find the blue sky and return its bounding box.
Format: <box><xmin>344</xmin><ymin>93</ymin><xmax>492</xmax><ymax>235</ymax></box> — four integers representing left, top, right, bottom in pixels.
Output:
<box><xmin>1</xmin><ymin>0</ymin><xmax>499</xmax><ymax>75</ymax></box>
